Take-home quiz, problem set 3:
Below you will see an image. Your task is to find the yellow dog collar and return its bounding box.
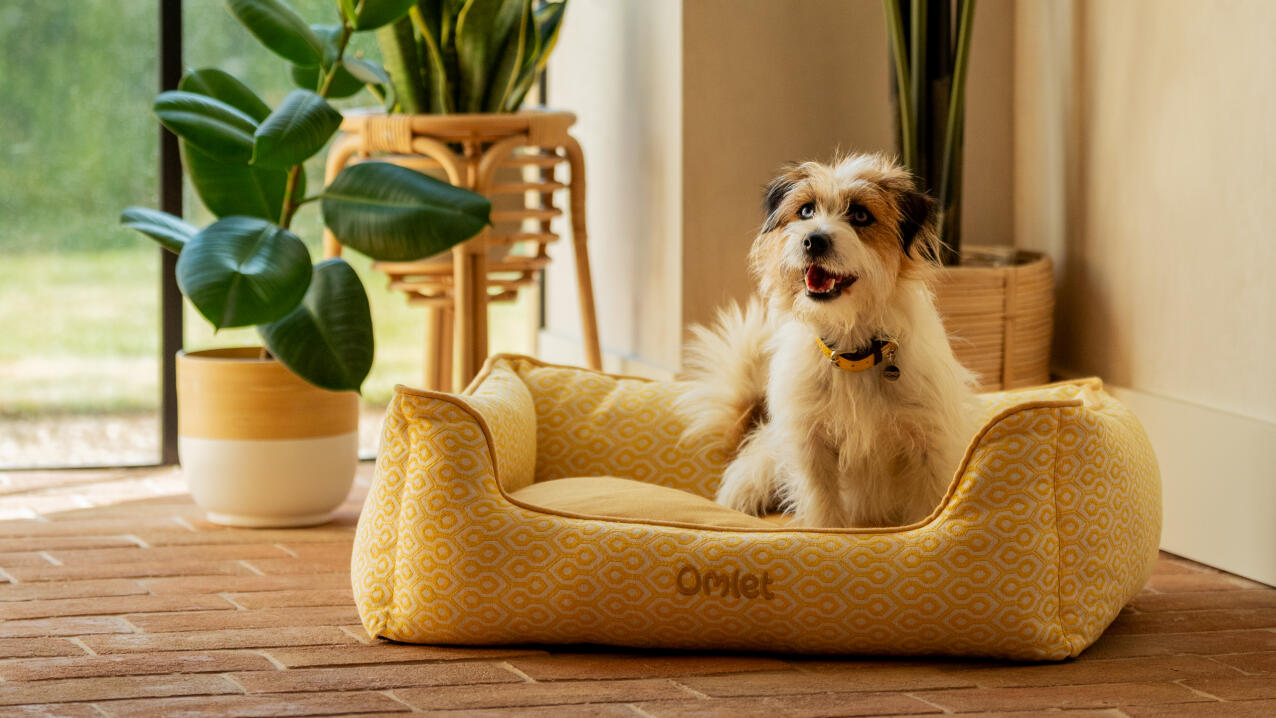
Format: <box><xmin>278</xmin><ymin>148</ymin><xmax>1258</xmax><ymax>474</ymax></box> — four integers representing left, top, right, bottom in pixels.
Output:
<box><xmin>816</xmin><ymin>336</ymin><xmax>900</xmax><ymax>379</ymax></box>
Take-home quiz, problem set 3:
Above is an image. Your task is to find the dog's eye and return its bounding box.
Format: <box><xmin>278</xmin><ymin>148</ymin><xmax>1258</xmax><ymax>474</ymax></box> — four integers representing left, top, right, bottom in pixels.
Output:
<box><xmin>798</xmin><ymin>203</ymin><xmax>816</xmax><ymax>220</ymax></box>
<box><xmin>846</xmin><ymin>205</ymin><xmax>874</xmax><ymax>226</ymax></box>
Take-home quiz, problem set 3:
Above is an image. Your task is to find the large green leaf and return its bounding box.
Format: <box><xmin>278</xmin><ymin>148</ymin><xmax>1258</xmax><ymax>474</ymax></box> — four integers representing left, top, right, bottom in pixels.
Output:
<box><xmin>153</xmin><ymin>91</ymin><xmax>256</xmax><ymax>162</ymax></box>
<box><xmin>178</xmin><ymin>68</ymin><xmax>271</xmax><ymax>121</ymax></box>
<box><xmin>120</xmin><ymin>207</ymin><xmax>197</xmax><ymax>254</ymax></box>
<box><xmin>259</xmin><ymin>258</ymin><xmax>374</xmax><ymax>393</ymax></box>
<box><xmin>454</xmin><ymin>0</ymin><xmax>525</xmax><ymax>112</ymax></box>
<box><xmin>349</xmin><ymin>0</ymin><xmax>417</xmax><ymax>31</ymax></box>
<box><xmin>320</xmin><ymin>162</ymin><xmax>491</xmax><ymax>261</ymax></box>
<box><xmin>176</xmin><ymin>216</ymin><xmax>312</xmax><ymax>329</ymax></box>
<box><xmin>226</xmin><ymin>0</ymin><xmax>325</xmax><ymax>68</ymax></box>
<box><xmin>289</xmin><ymin>25</ymin><xmax>365</xmax><ymax>96</ymax></box>
<box><xmin>183</xmin><ymin>144</ymin><xmax>303</xmax><ymax>222</ymax></box>
<box><xmin>176</xmin><ymin>72</ymin><xmax>299</xmax><ymax>222</ymax></box>
<box><xmin>251</xmin><ymin>90</ymin><xmax>342</xmax><ymax>169</ymax></box>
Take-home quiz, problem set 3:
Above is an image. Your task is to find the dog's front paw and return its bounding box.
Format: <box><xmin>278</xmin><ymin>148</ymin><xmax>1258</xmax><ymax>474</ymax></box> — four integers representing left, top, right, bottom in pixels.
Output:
<box><xmin>715</xmin><ymin>478</ymin><xmax>767</xmax><ymax>516</ymax></box>
<box><xmin>715</xmin><ymin>467</ymin><xmax>774</xmax><ymax>517</ymax></box>
<box><xmin>794</xmin><ymin>503</ymin><xmax>852</xmax><ymax>529</ymax></box>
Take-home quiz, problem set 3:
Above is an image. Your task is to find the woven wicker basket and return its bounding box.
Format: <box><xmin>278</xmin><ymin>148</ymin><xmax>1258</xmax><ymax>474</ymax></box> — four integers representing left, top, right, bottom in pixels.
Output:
<box><xmin>932</xmin><ymin>247</ymin><xmax>1054</xmax><ymax>391</ymax></box>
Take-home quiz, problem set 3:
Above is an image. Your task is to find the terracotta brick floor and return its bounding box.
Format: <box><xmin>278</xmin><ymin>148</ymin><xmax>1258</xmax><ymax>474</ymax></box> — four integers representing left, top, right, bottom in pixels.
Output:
<box><xmin>1</xmin><ymin>465</ymin><xmax>1274</xmax><ymax>717</ymax></box>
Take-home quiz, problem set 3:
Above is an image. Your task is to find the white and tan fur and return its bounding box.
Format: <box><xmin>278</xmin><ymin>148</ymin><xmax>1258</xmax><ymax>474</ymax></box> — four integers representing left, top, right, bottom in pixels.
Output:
<box><xmin>677</xmin><ymin>153</ymin><xmax>976</xmax><ymax>528</ymax></box>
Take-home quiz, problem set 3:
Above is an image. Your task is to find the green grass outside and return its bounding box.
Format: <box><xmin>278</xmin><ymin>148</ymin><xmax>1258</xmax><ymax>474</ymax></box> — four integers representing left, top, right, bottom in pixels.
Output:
<box><xmin>0</xmin><ymin>246</ymin><xmax>533</xmax><ymax>417</ymax></box>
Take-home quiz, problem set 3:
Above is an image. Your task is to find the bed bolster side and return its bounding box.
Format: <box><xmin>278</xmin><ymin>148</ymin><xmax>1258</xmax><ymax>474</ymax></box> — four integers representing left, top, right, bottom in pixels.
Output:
<box><xmin>351</xmin><ymin>387</ymin><xmax>502</xmax><ymax>642</ymax></box>
<box><xmin>1053</xmin><ymin>394</ymin><xmax>1163</xmax><ymax>655</ymax></box>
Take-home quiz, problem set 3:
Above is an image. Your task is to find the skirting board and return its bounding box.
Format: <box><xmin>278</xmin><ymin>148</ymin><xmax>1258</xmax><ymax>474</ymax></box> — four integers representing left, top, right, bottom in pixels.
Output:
<box><xmin>535</xmin><ymin>335</ymin><xmax>1275</xmax><ymax>586</ymax></box>
<box><xmin>1103</xmin><ymin>385</ymin><xmax>1276</xmax><ymax>587</ymax></box>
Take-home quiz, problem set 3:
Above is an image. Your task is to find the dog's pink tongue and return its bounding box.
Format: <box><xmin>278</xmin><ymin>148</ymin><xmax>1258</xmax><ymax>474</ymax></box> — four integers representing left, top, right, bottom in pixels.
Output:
<box><xmin>805</xmin><ymin>265</ymin><xmax>836</xmax><ymax>292</ymax></box>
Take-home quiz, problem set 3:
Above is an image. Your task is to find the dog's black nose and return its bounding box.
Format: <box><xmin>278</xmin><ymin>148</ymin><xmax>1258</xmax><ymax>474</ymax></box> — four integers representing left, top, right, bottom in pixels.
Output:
<box><xmin>803</xmin><ymin>232</ymin><xmax>831</xmax><ymax>257</ymax></box>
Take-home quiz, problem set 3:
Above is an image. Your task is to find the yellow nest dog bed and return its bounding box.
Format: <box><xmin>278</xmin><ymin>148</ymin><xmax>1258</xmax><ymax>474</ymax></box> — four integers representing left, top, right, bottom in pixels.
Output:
<box><xmin>352</xmin><ymin>355</ymin><xmax>1161</xmax><ymax>660</ymax></box>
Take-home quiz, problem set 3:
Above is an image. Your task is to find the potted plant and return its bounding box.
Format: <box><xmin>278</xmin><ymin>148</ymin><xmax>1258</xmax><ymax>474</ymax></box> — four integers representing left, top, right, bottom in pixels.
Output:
<box><xmin>883</xmin><ymin>0</ymin><xmax>1053</xmax><ymax>390</ymax></box>
<box><xmin>319</xmin><ymin>0</ymin><xmax>590</xmax><ymax>392</ymax></box>
<box><xmin>122</xmin><ymin>0</ymin><xmax>491</xmax><ymax>527</ymax></box>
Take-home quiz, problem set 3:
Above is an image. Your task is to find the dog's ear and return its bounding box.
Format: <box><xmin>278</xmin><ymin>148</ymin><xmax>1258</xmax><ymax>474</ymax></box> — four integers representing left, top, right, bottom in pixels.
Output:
<box><xmin>897</xmin><ymin>189</ymin><xmax>938</xmax><ymax>258</ymax></box>
<box><xmin>761</xmin><ymin>171</ymin><xmax>797</xmax><ymax>233</ymax></box>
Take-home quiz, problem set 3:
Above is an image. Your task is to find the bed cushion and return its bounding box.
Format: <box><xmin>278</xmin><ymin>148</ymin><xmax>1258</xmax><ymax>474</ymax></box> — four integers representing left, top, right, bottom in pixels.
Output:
<box><xmin>509</xmin><ymin>476</ymin><xmax>776</xmax><ymax>529</ymax></box>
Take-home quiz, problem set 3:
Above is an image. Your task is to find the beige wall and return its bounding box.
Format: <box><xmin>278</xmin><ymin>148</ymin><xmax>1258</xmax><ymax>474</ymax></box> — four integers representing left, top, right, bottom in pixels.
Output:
<box><xmin>1015</xmin><ymin>0</ymin><xmax>1276</xmax><ymax>584</ymax></box>
<box><xmin>546</xmin><ymin>0</ymin><xmax>1016</xmax><ymax>371</ymax></box>
<box><xmin>1016</xmin><ymin>0</ymin><xmax>1276</xmax><ymax>423</ymax></box>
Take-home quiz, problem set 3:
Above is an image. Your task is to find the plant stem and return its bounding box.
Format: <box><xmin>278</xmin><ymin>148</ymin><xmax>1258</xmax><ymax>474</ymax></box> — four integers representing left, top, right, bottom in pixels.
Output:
<box><xmin>279</xmin><ymin>21</ymin><xmax>355</xmax><ymax>230</ymax></box>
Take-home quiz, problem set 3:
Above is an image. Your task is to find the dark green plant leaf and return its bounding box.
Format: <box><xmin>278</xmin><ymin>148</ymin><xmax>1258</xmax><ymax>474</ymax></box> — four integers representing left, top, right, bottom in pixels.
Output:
<box><xmin>183</xmin><ymin>144</ymin><xmax>304</xmax><ymax>222</ymax></box>
<box><xmin>289</xmin><ymin>25</ymin><xmax>365</xmax><ymax>96</ymax></box>
<box><xmin>349</xmin><ymin>0</ymin><xmax>417</xmax><ymax>31</ymax></box>
<box><xmin>179</xmin><ymin>68</ymin><xmax>271</xmax><ymax>121</ymax></box>
<box><xmin>120</xmin><ymin>207</ymin><xmax>197</xmax><ymax>254</ymax></box>
<box><xmin>226</xmin><ymin>0</ymin><xmax>325</xmax><ymax>68</ymax></box>
<box><xmin>532</xmin><ymin>0</ymin><xmax>566</xmax><ymax>72</ymax></box>
<box><xmin>454</xmin><ymin>0</ymin><xmax>525</xmax><ymax>112</ymax></box>
<box><xmin>251</xmin><ymin>90</ymin><xmax>342</xmax><ymax>169</ymax></box>
<box><xmin>259</xmin><ymin>258</ymin><xmax>374</xmax><ymax>393</ymax></box>
<box><xmin>342</xmin><ymin>56</ymin><xmax>390</xmax><ymax>87</ymax></box>
<box><xmin>176</xmin><ymin>216</ymin><xmax>312</xmax><ymax>329</ymax></box>
<box><xmin>343</xmin><ymin>57</ymin><xmax>393</xmax><ymax>105</ymax></box>
<box><xmin>153</xmin><ymin>91</ymin><xmax>256</xmax><ymax>162</ymax></box>
<box><xmin>176</xmin><ymin>72</ymin><xmax>300</xmax><ymax>222</ymax></box>
<box><xmin>412</xmin><ymin>0</ymin><xmax>455</xmax><ymax>113</ymax></box>
<box><xmin>485</xmin><ymin>0</ymin><xmax>534</xmax><ymax>112</ymax></box>
<box><xmin>375</xmin><ymin>16</ymin><xmax>426</xmax><ymax>113</ymax></box>
<box><xmin>502</xmin><ymin>0</ymin><xmax>564</xmax><ymax>111</ymax></box>
<box><xmin>321</xmin><ymin>162</ymin><xmax>491</xmax><ymax>262</ymax></box>
<box><xmin>290</xmin><ymin>61</ymin><xmax>366</xmax><ymax>97</ymax></box>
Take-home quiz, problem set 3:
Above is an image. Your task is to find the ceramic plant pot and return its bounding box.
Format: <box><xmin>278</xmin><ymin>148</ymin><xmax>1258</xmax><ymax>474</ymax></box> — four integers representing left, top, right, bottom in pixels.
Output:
<box><xmin>176</xmin><ymin>347</ymin><xmax>359</xmax><ymax>527</ymax></box>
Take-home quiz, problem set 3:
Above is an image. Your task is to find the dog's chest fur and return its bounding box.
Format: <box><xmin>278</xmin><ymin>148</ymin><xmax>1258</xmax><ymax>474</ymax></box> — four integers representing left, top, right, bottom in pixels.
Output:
<box><xmin>764</xmin><ymin>296</ymin><xmax>964</xmax><ymax>525</ymax></box>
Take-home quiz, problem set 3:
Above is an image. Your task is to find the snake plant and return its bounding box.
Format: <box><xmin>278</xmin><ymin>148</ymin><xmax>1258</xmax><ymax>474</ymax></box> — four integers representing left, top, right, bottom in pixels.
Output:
<box><xmin>121</xmin><ymin>0</ymin><xmax>492</xmax><ymax>393</ymax></box>
<box><xmin>883</xmin><ymin>0</ymin><xmax>976</xmax><ymax>265</ymax></box>
<box><xmin>377</xmin><ymin>0</ymin><xmax>567</xmax><ymax>114</ymax></box>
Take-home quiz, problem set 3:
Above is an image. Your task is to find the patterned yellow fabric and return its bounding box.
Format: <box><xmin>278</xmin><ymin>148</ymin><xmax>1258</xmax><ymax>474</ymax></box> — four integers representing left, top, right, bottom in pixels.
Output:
<box><xmin>352</xmin><ymin>355</ymin><xmax>1161</xmax><ymax>660</ymax></box>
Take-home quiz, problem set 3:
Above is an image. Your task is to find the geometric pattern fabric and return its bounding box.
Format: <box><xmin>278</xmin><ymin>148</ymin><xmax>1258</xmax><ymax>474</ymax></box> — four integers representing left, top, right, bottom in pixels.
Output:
<box><xmin>352</xmin><ymin>355</ymin><xmax>1161</xmax><ymax>660</ymax></box>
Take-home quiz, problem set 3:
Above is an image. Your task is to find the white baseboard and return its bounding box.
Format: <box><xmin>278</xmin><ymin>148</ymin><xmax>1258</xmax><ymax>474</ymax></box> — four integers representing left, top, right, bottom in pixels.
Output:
<box><xmin>1101</xmin><ymin>384</ymin><xmax>1276</xmax><ymax>586</ymax></box>
<box><xmin>536</xmin><ymin>330</ymin><xmax>677</xmax><ymax>381</ymax></box>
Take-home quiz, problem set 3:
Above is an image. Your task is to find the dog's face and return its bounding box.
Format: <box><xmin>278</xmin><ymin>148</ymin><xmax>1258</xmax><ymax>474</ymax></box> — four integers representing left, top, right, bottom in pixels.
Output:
<box><xmin>749</xmin><ymin>154</ymin><xmax>939</xmax><ymax>332</ymax></box>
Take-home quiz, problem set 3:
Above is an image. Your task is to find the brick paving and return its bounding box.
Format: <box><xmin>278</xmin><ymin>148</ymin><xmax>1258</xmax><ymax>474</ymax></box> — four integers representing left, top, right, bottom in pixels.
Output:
<box><xmin>0</xmin><ymin>465</ymin><xmax>1273</xmax><ymax>717</ymax></box>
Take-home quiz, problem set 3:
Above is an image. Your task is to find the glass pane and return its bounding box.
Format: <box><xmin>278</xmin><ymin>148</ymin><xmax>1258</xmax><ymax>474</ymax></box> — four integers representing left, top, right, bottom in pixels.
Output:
<box><xmin>181</xmin><ymin>2</ymin><xmax>534</xmax><ymax>458</ymax></box>
<box><xmin>0</xmin><ymin>3</ymin><xmax>161</xmax><ymax>468</ymax></box>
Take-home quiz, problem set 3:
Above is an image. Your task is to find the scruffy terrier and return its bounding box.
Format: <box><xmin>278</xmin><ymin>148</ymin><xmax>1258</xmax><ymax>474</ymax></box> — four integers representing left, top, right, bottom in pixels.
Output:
<box><xmin>677</xmin><ymin>153</ymin><xmax>976</xmax><ymax>528</ymax></box>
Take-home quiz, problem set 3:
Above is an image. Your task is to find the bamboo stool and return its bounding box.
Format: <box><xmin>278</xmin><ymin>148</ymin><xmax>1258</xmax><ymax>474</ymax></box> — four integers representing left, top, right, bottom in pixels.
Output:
<box><xmin>322</xmin><ymin>110</ymin><xmax>602</xmax><ymax>391</ymax></box>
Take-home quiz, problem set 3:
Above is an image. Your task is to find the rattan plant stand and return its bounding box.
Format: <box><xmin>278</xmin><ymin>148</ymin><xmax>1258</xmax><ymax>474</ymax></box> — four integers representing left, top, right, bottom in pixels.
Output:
<box><xmin>322</xmin><ymin>110</ymin><xmax>601</xmax><ymax>391</ymax></box>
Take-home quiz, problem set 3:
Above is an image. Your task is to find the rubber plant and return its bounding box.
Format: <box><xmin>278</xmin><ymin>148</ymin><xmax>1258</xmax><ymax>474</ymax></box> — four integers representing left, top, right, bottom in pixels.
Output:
<box><xmin>883</xmin><ymin>0</ymin><xmax>976</xmax><ymax>265</ymax></box>
<box><xmin>122</xmin><ymin>0</ymin><xmax>491</xmax><ymax>393</ymax></box>
<box><xmin>377</xmin><ymin>0</ymin><xmax>567</xmax><ymax>114</ymax></box>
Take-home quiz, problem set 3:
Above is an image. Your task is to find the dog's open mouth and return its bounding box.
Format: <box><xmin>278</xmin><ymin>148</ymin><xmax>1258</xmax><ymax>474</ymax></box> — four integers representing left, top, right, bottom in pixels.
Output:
<box><xmin>804</xmin><ymin>265</ymin><xmax>857</xmax><ymax>300</ymax></box>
